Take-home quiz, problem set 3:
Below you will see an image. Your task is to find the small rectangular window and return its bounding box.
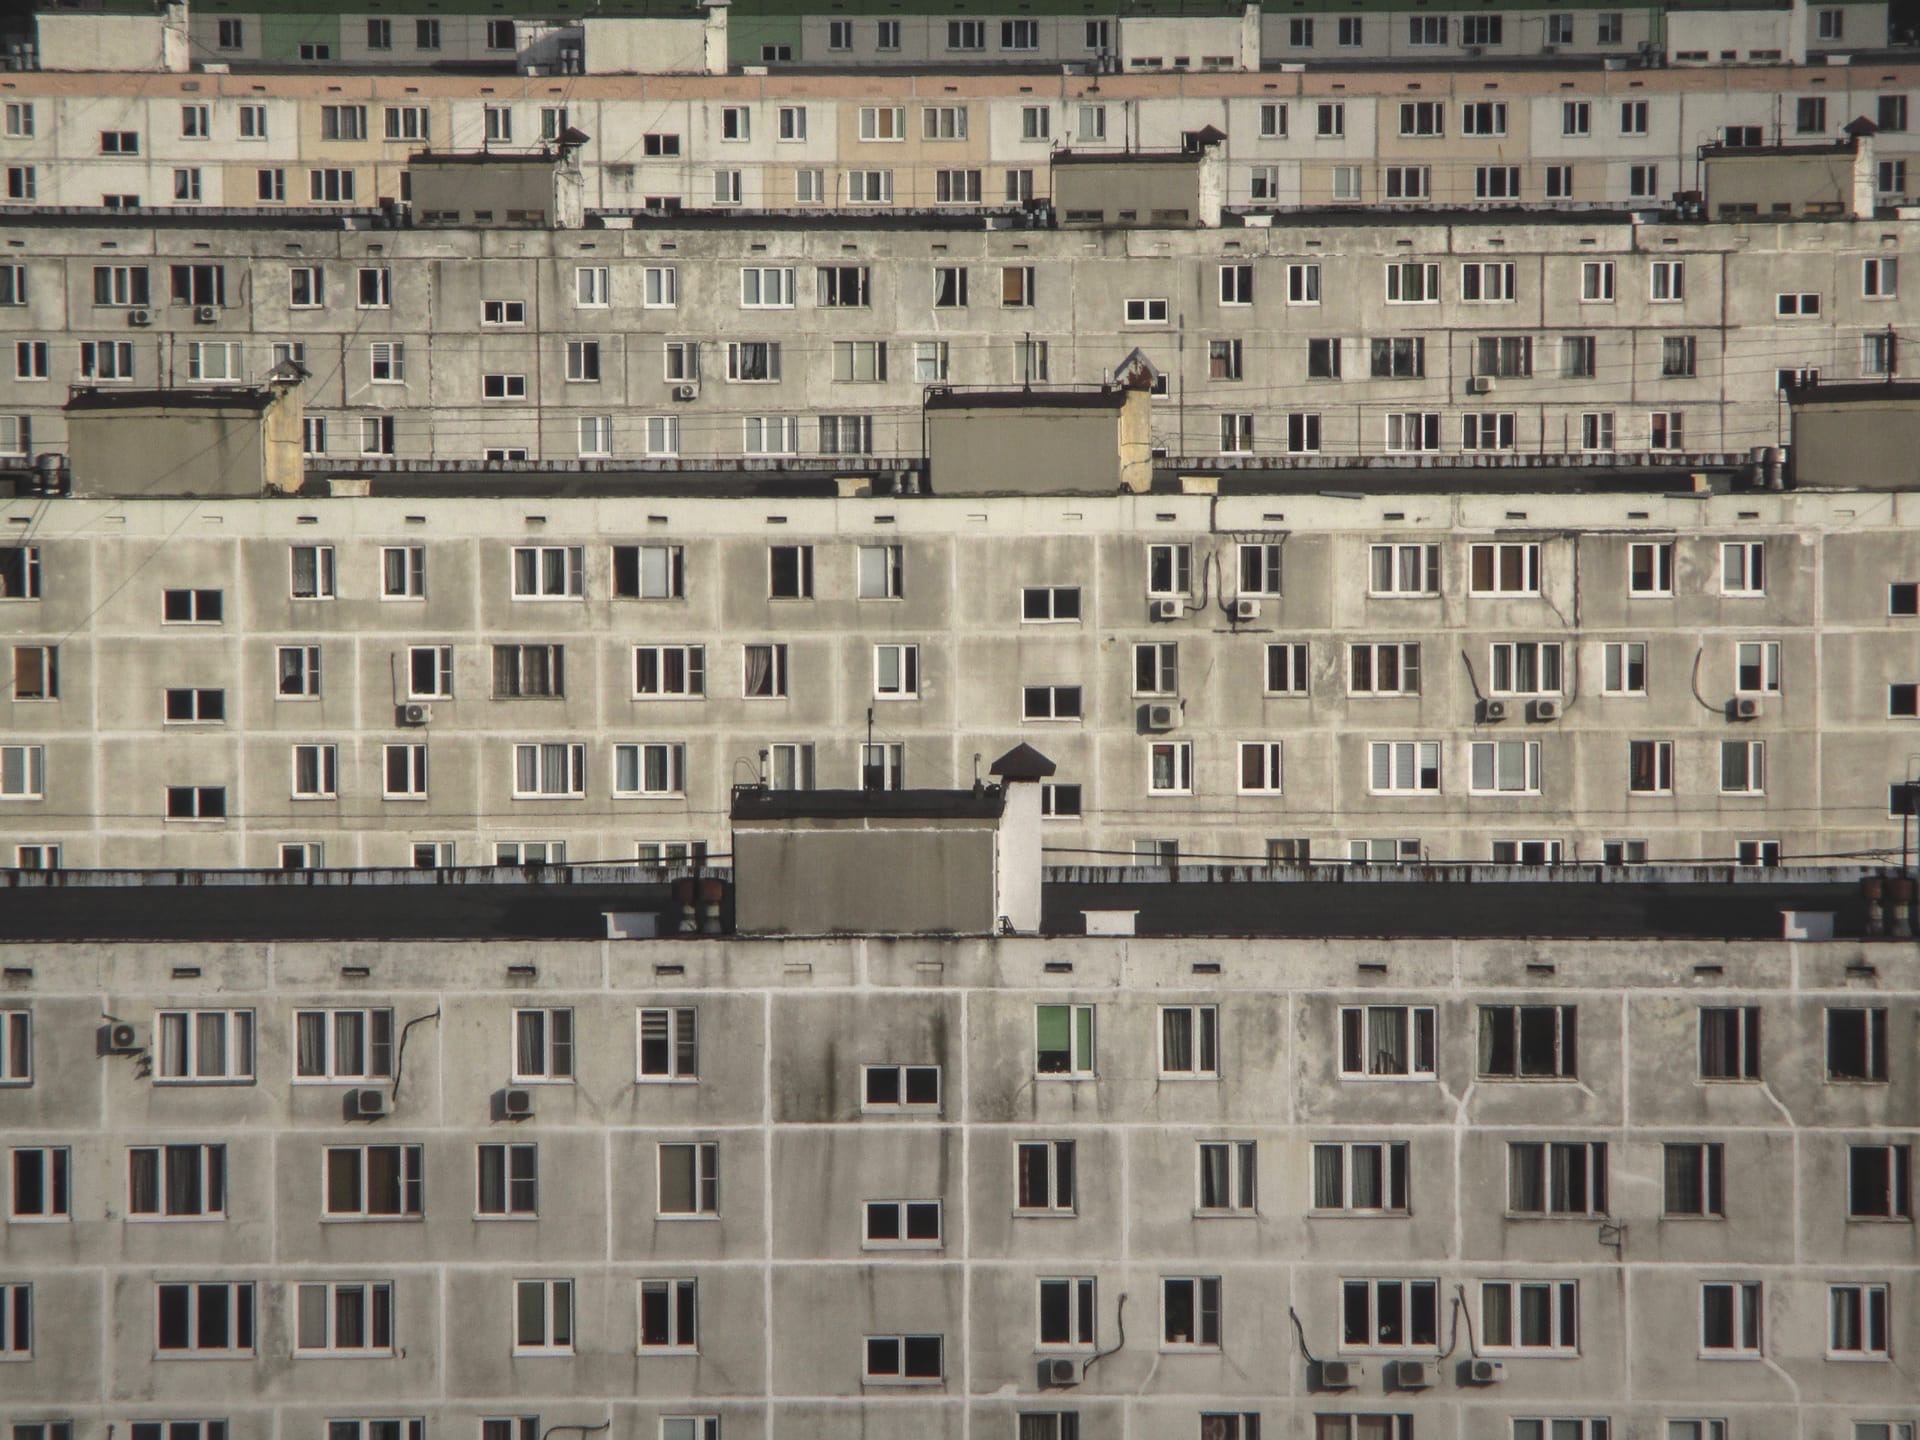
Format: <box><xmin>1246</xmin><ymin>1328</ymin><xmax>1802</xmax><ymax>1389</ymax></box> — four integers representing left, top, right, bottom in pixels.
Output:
<box><xmin>1036</xmin><ymin>1004</ymin><xmax>1096</xmax><ymax>1078</ymax></box>
<box><xmin>1339</xmin><ymin>1006</ymin><xmax>1437</xmax><ymax>1078</ymax></box>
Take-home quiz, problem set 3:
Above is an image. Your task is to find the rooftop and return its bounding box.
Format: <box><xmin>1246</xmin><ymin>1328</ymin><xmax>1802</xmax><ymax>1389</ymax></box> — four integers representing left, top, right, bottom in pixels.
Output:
<box><xmin>0</xmin><ymin>864</ymin><xmax>1897</xmax><ymax>942</ymax></box>
<box><xmin>732</xmin><ymin>786</ymin><xmax>1008</xmax><ymax>822</ymax></box>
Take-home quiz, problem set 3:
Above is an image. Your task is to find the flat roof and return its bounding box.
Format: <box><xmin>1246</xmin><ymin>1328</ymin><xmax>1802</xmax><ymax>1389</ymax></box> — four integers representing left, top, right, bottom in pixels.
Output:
<box><xmin>0</xmin><ymin>864</ymin><xmax>1890</xmax><ymax>941</ymax></box>
<box><xmin>64</xmin><ymin>385</ymin><xmax>282</xmax><ymax>413</ymax></box>
<box><xmin>925</xmin><ymin>387</ymin><xmax>1131</xmax><ymax>412</ymax></box>
<box><xmin>732</xmin><ymin>787</ymin><xmax>1007</xmax><ymax>822</ymax></box>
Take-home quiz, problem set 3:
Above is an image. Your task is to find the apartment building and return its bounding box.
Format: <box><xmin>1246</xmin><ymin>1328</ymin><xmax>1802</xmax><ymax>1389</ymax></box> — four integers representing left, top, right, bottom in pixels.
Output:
<box><xmin>0</xmin><ymin>210</ymin><xmax>1911</xmax><ymax>466</ymax></box>
<box><xmin>0</xmin><ymin>858</ymin><xmax>1915</xmax><ymax>1440</ymax></box>
<box><xmin>5</xmin><ymin>449</ymin><xmax>1920</xmax><ymax>870</ymax></box>
<box><xmin>4</xmin><ymin>61</ymin><xmax>1920</xmax><ymax>215</ymax></box>
<box><xmin>9</xmin><ymin>0</ymin><xmax>1891</xmax><ymax>73</ymax></box>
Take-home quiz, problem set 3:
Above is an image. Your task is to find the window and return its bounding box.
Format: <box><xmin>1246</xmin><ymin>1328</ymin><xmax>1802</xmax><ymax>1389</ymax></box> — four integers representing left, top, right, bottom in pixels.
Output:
<box><xmin>1628</xmin><ymin>163</ymin><xmax>1660</xmax><ymax>199</ymax></box>
<box><xmin>154</xmin><ymin>693</ymin><xmax>221</xmax><ymax>737</ymax></box>
<box><xmin>1718</xmin><ymin>739</ymin><xmax>1764</xmax><ymax>796</ymax></box>
<box><xmin>493</xmin><ymin>645</ymin><xmax>563</xmax><ymax>700</ymax></box>
<box><xmin>1340</xmin><ymin>1005</ymin><xmax>1437</xmax><ymax>1078</ymax></box>
<box><xmin>513</xmin><ymin>742</ymin><xmax>585</xmax><ymax>798</ymax></box>
<box><xmin>1848</xmin><ymin>1143</ymin><xmax>1911</xmax><ymax>1219</ymax></box>
<box><xmin>1795</xmin><ymin>96</ymin><xmax>1828</xmax><ymax>136</ymax></box>
<box><xmin>80</xmin><ymin>340</ymin><xmax>135</xmax><ymax>381</ymax></box>
<box><xmin>477</xmin><ymin>1143</ymin><xmax>539</xmax><ymax>1217</ymax></box>
<box><xmin>507</xmin><ymin>1010</ymin><xmax>575</xmax><ymax>1085</ymax></box>
<box><xmin>1385</xmin><ymin>262</ymin><xmax>1438</xmax><ymax>304</ymax></box>
<box><xmin>1470</xmin><ymin>542</ymin><xmax>1540</xmax><ymax>596</ymax></box>
<box><xmin>831</xmin><ymin>341</ymin><xmax>885</xmax><ymax>383</ymax></box>
<box><xmin>633</xmin><ymin>646</ymin><xmax>705</xmax><ymax>699</ymax></box>
<box><xmin>357</xmin><ymin>268</ymin><xmax>391</xmax><ymax>309</ymax></box>
<box><xmin>863</xmin><ymin>1064</ymin><xmax>940</xmax><ymax>1111</ymax></box>
<box><xmin>613</xmin><ymin>743</ymin><xmax>686</xmax><ymax>798</ymax></box>
<box><xmin>1163</xmin><ymin>1278</ymin><xmax>1222</xmax><ymax>1348</ymax></box>
<box><xmin>1341</xmin><ymin>1278</ymin><xmax>1438</xmax><ymax>1351</ymax></box>
<box><xmin>164</xmin><ymin>786</ymin><xmax>226</xmax><ymax>820</ymax></box>
<box><xmin>1651</xmin><ymin>260</ymin><xmax>1686</xmax><ymax>302</ymax></box>
<box><xmin>1479</xmin><ymin>1005</ymin><xmax>1577</xmax><ymax>1078</ymax></box>
<box><xmin>238</xmin><ymin>104</ymin><xmax>266</xmax><ymax>138</ymax></box>
<box><xmin>296</xmin><ymin>1009</ymin><xmax>394</xmax><ymax>1081</ymax></box>
<box><xmin>382</xmin><ymin>105</ymin><xmax>428</xmax><ymax>142</ymax></box>
<box><xmin>157</xmin><ymin>1010</ymin><xmax>254</xmax><ymax>1082</ymax></box>
<box><xmin>1130</xmin><ymin>643</ymin><xmax>1179</xmax><ymax>697</ymax></box>
<box><xmin>1159</xmin><ymin>1006</ymin><xmax>1220</xmax><ymax>1077</ymax></box>
<box><xmin>1656</xmin><ymin>1142</ymin><xmax>1728</xmax><ymax>1218</ymax></box>
<box><xmin>8</xmin><ymin>1147</ymin><xmax>67</xmax><ymax>1221</ymax></box>
<box><xmin>309</xmin><ymin>168</ymin><xmax>357</xmax><ymax>203</ymax></box>
<box><xmin>1369</xmin><ymin>544</ymin><xmax>1440</xmax><ymax>596</ymax></box>
<box><xmin>1475</xmin><ymin>165</ymin><xmax>1522</xmax><ymax>199</ymax></box>
<box><xmin>1732</xmin><ymin>640</ymin><xmax>1782</xmax><ymax>695</ymax></box>
<box><xmin>1700</xmin><ymin>1281</ymin><xmax>1762</xmax><ymax>1355</ymax></box>
<box><xmin>1462</xmin><ymin>262</ymin><xmax>1516</xmax><ymax>303</ymax></box>
<box><xmin>481</xmin><ymin>373</ymin><xmax>528</xmax><ymax>402</ymax></box>
<box><xmin>1126</xmin><ymin>297</ymin><xmax>1170</xmax><ymax>326</ymax></box>
<box><xmin>1371</xmin><ymin>337</ymin><xmax>1425</xmax><ymax>379</ymax></box>
<box><xmin>1828</xmin><ymin>1284</ymin><xmax>1889</xmax><ymax>1359</ymax></box>
<box><xmin>1481</xmin><ymin>1280</ymin><xmax>1579</xmax><ymax>1354</ymax></box>
<box><xmin>512</xmin><ymin>546</ymin><xmax>584</xmax><ymax>599</ymax></box>
<box><xmin>1305</xmin><ymin>337</ymin><xmax>1342</xmax><ymax>379</ymax></box>
<box><xmin>509</xmin><ymin>1279</ymin><xmax>575</xmax><ymax>1356</ymax></box>
<box><xmin>1149</xmin><ymin>741</ymin><xmax>1194</xmax><ymax>795</ymax></box>
<box><xmin>126</xmin><ymin>1144</ymin><xmax>224</xmax><ymax>1219</ymax></box>
<box><xmin>1623</xmin><ymin>540</ymin><xmax>1675</xmax><ymax>596</ymax></box>
<box><xmin>1041</xmin><ymin>783</ymin><xmax>1082</xmax><ymax>819</ymax></box>
<box><xmin>1508</xmin><ymin>1141</ymin><xmax>1607</xmax><ymax>1216</ymax></box>
<box><xmin>858</xmin><ymin>106</ymin><xmax>905</xmax><ymax>142</ymax></box>
<box><xmin>1454</xmin><ymin>95</ymin><xmax>1511</xmax><ymax>132</ymax></box>
<box><xmin>288</xmin><ymin>266</ymin><xmax>326</xmax><ymax>309</ymax></box>
<box><xmin>382</xmin><ymin>743</ymin><xmax>427</xmax><ymax>799</ymax></box>
<box><xmin>93</xmin><ymin>264</ymin><xmax>152</xmax><ymax>309</ymax></box>
<box><xmin>1023</xmin><ymin>686</ymin><xmax>1083</xmax><ymax>722</ymax></box>
<box><xmin>361</xmin><ymin>416</ymin><xmax>395</xmax><ymax>457</ymax></box>
<box><xmin>1692</xmin><ymin>1006</ymin><xmax>1763</xmax><ymax>1081</ymax></box>
<box><xmin>1720</xmin><ymin>545</ymin><xmax>1758</xmax><ymax>599</ymax></box>
<box><xmin>632</xmin><ymin>1007</ymin><xmax>700</xmax><ymax>1083</ymax></box>
<box><xmin>1368</xmin><ymin>741</ymin><xmax>1440</xmax><ymax>794</ymax></box>
<box><xmin>1463</xmin><ymin>413</ymin><xmax>1516</xmax><ymax>452</ymax></box>
<box><xmin>10</xmin><ymin>645</ymin><xmax>55</xmax><ymax>702</ymax></box>
<box><xmin>565</xmin><ymin>341</ymin><xmax>601</xmax><ymax>384</ymax></box>
<box><xmin>1020</xmin><ymin>586</ymin><xmax>1082</xmax><ymax>625</ymax></box>
<box><xmin>1581</xmin><ymin>261</ymin><xmax>1616</xmax><ymax>303</ymax></box>
<box><xmin>157</xmin><ymin>1282</ymin><xmax>255</xmax><ymax>1354</ymax></box>
<box><xmin>658</xmin><ymin>1143</ymin><xmax>719</xmax><ymax>1217</ymax></box>
<box><xmin>1349</xmin><ymin>643</ymin><xmax>1420</xmax><ymax>697</ymax></box>
<box><xmin>1489</xmin><ymin>642</ymin><xmax>1562</xmax><ymax>696</ymax></box>
<box><xmin>324</xmin><ymin>1145</ymin><xmax>423</xmax><ymax>1218</ymax></box>
<box><xmin>1014</xmin><ymin>1140</ymin><xmax>1078</xmax><ymax>1214</ymax></box>
<box><xmin>295</xmin><ymin>1282</ymin><xmax>394</xmax><ymax>1354</ymax></box>
<box><xmin>1312</xmin><ymin>1142</ymin><xmax>1409</xmax><ymax>1213</ymax></box>
<box><xmin>1002</xmin><ymin>266</ymin><xmax>1036</xmax><ymax>307</ymax></box>
<box><xmin>1236</xmin><ymin>741</ymin><xmax>1284</xmax><ymax>795</ymax></box>
<box><xmin>1036</xmin><ymin>1278</ymin><xmax>1096</xmax><ymax>1349</ymax></box>
<box><xmin>873</xmin><ymin>644</ymin><xmax>919</xmax><ymax>699</ymax></box>
<box><xmin>847</xmin><ymin>170</ymin><xmax>893</xmax><ymax>204</ymax></box>
<box><xmin>1036</xmin><ymin>1004</ymin><xmax>1096</xmax><ymax>1077</ymax></box>
<box><xmin>1196</xmin><ymin>1141</ymin><xmax>1256</xmax><ymax>1214</ymax></box>
<box><xmin>1776</xmin><ymin>292</ymin><xmax>1822</xmax><ymax>317</ymax></box>
<box><xmin>1828</xmin><ymin>1007</ymin><xmax>1889</xmax><ymax>1082</ymax></box>
<box><xmin>863</xmin><ymin>1332</ymin><xmax>942</xmax><ymax>1383</ymax></box>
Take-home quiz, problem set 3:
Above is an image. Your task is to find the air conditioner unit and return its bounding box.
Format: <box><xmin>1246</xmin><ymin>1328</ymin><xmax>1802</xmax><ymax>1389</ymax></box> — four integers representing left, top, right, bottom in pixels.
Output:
<box><xmin>1151</xmin><ymin>597</ymin><xmax>1185</xmax><ymax>621</ymax></box>
<box><xmin>1146</xmin><ymin>702</ymin><xmax>1179</xmax><ymax>732</ymax></box>
<box><xmin>1037</xmin><ymin>1356</ymin><xmax>1081</xmax><ymax>1388</ymax></box>
<box><xmin>1316</xmin><ymin>1358</ymin><xmax>1357</xmax><ymax>1390</ymax></box>
<box><xmin>399</xmin><ymin>702</ymin><xmax>432</xmax><ymax>727</ymax></box>
<box><xmin>1469</xmin><ymin>1358</ymin><xmax>1507</xmax><ymax>1384</ymax></box>
<box><xmin>1395</xmin><ymin>1358</ymin><xmax>1433</xmax><ymax>1389</ymax></box>
<box><xmin>502</xmin><ymin>1087</ymin><xmax>534</xmax><ymax>1120</ymax></box>
<box><xmin>106</xmin><ymin>1022</ymin><xmax>140</xmax><ymax>1053</ymax></box>
<box><xmin>193</xmin><ymin>305</ymin><xmax>217</xmax><ymax>324</ymax></box>
<box><xmin>1470</xmin><ymin>375</ymin><xmax>1495</xmax><ymax>394</ymax></box>
<box><xmin>1232</xmin><ymin>597</ymin><xmax>1261</xmax><ymax>621</ymax></box>
<box><xmin>672</xmin><ymin>383</ymin><xmax>698</xmax><ymax>401</ymax></box>
<box><xmin>1484</xmin><ymin>699</ymin><xmax>1509</xmax><ymax>722</ymax></box>
<box><xmin>1531</xmin><ymin>697</ymin><xmax>1562</xmax><ymax>721</ymax></box>
<box><xmin>1735</xmin><ymin>696</ymin><xmax>1763</xmax><ymax>720</ymax></box>
<box><xmin>127</xmin><ymin>308</ymin><xmax>152</xmax><ymax>327</ymax></box>
<box><xmin>352</xmin><ymin>1087</ymin><xmax>389</xmax><ymax>1120</ymax></box>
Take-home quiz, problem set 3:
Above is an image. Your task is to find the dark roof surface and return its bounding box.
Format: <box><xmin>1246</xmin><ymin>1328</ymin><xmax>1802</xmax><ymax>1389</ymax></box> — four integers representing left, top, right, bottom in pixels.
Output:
<box><xmin>1042</xmin><ymin>869</ymin><xmax>1876</xmax><ymax>939</ymax></box>
<box><xmin>732</xmin><ymin>786</ymin><xmax>1006</xmax><ymax>822</ymax></box>
<box><xmin>924</xmin><ymin>387</ymin><xmax>1129</xmax><ymax>412</ymax></box>
<box><xmin>65</xmin><ymin>386</ymin><xmax>282</xmax><ymax>414</ymax></box>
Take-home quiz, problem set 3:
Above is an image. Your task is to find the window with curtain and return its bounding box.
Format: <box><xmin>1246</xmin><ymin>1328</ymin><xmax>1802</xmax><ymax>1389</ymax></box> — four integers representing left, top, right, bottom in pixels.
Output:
<box><xmin>1035</xmin><ymin>1004</ymin><xmax>1095</xmax><ymax>1076</ymax></box>
<box><xmin>1160</xmin><ymin>1006</ymin><xmax>1218</xmax><ymax>1075</ymax></box>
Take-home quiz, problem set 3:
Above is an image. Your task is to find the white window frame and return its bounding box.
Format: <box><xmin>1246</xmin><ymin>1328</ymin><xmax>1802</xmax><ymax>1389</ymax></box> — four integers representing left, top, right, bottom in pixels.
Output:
<box><xmin>1339</xmin><ymin>1004</ymin><xmax>1437</xmax><ymax>1079</ymax></box>
<box><xmin>156</xmin><ymin>1010</ymin><xmax>255</xmax><ymax>1084</ymax></box>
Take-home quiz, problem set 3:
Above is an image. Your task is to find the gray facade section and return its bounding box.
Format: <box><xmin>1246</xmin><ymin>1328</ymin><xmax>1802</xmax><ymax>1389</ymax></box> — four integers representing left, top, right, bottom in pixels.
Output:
<box><xmin>3</xmin><ymin>487</ymin><xmax>1919</xmax><ymax>869</ymax></box>
<box><xmin>0</xmin><ymin>927</ymin><xmax>1916</xmax><ymax>1434</ymax></box>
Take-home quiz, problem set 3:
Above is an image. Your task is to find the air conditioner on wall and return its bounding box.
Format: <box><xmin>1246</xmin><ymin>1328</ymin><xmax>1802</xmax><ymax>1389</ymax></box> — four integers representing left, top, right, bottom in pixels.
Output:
<box><xmin>127</xmin><ymin>308</ymin><xmax>151</xmax><ymax>327</ymax></box>
<box><xmin>1531</xmin><ymin>698</ymin><xmax>1562</xmax><ymax>721</ymax></box>
<box><xmin>502</xmin><ymin>1087</ymin><xmax>534</xmax><ymax>1119</ymax></box>
<box><xmin>1470</xmin><ymin>375</ymin><xmax>1495</xmax><ymax>394</ymax></box>
<box><xmin>1469</xmin><ymin>1357</ymin><xmax>1507</xmax><ymax>1384</ymax></box>
<box><xmin>1150</xmin><ymin>597</ymin><xmax>1185</xmax><ymax>621</ymax></box>
<box><xmin>1484</xmin><ymin>699</ymin><xmax>1509</xmax><ymax>722</ymax></box>
<box><xmin>1146</xmin><ymin>702</ymin><xmax>1179</xmax><ymax>732</ymax></box>
<box><xmin>399</xmin><ymin>702</ymin><xmax>432</xmax><ymax>726</ymax></box>
<box><xmin>672</xmin><ymin>384</ymin><xmax>698</xmax><ymax>401</ymax></box>
<box><xmin>1036</xmin><ymin>1356</ymin><xmax>1081</xmax><ymax>1388</ymax></box>
<box><xmin>1735</xmin><ymin>696</ymin><xmax>1763</xmax><ymax>720</ymax></box>
<box><xmin>1395</xmin><ymin>1358</ymin><xmax>1433</xmax><ymax>1389</ymax></box>
<box><xmin>352</xmin><ymin>1087</ymin><xmax>389</xmax><ymax>1119</ymax></box>
<box><xmin>193</xmin><ymin>305</ymin><xmax>217</xmax><ymax>324</ymax></box>
<box><xmin>1316</xmin><ymin>1358</ymin><xmax>1357</xmax><ymax>1389</ymax></box>
<box><xmin>1232</xmin><ymin>597</ymin><xmax>1261</xmax><ymax>621</ymax></box>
